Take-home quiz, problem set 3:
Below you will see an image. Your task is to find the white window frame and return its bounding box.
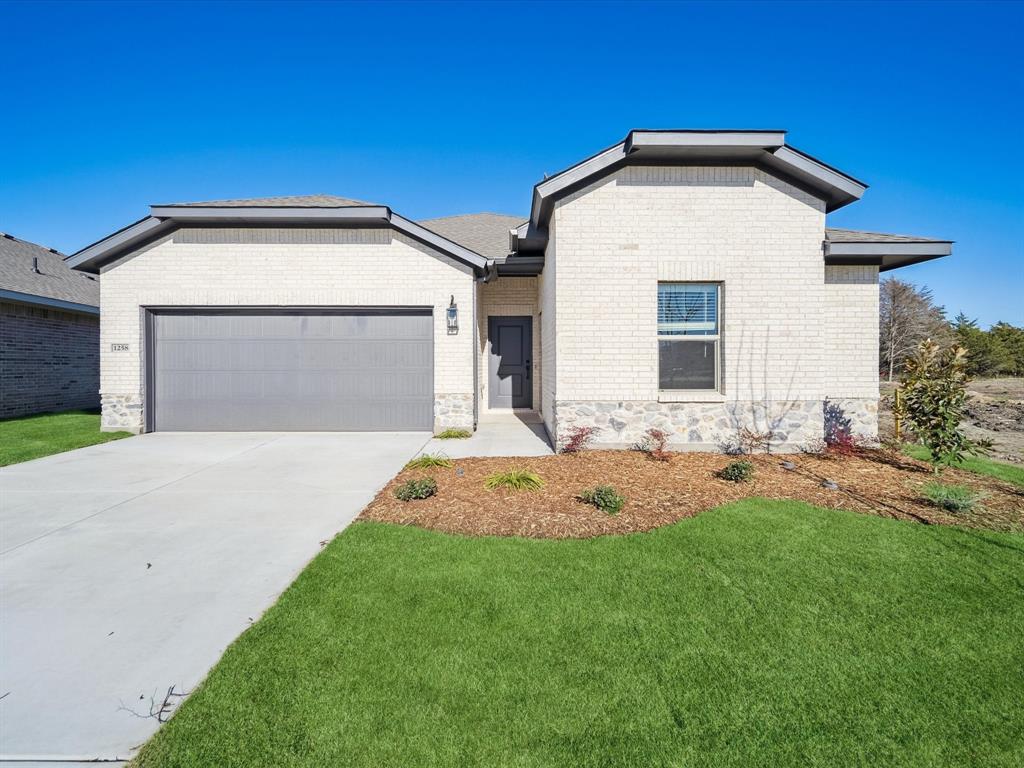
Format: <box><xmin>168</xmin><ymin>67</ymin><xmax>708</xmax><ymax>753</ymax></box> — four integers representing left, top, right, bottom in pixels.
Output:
<box><xmin>657</xmin><ymin>282</ymin><xmax>722</xmax><ymax>393</ymax></box>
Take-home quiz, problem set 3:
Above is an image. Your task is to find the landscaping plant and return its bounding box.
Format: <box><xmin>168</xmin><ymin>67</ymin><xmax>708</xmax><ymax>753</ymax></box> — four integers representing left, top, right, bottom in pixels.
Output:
<box><xmin>718</xmin><ymin>460</ymin><xmax>754</xmax><ymax>483</ymax></box>
<box><xmin>737</xmin><ymin>427</ymin><xmax>775</xmax><ymax>455</ymax></box>
<box><xmin>561</xmin><ymin>425</ymin><xmax>599</xmax><ymax>454</ymax></box>
<box><xmin>634</xmin><ymin>428</ymin><xmax>671</xmax><ymax>461</ymax></box>
<box><xmin>894</xmin><ymin>340</ymin><xmax>983</xmax><ymax>471</ymax></box>
<box><xmin>435</xmin><ymin>428</ymin><xmax>472</xmax><ymax>439</ymax></box>
<box><xmin>394</xmin><ymin>477</ymin><xmax>438</xmax><ymax>501</ymax></box>
<box><xmin>577</xmin><ymin>484</ymin><xmax>625</xmax><ymax>514</ymax></box>
<box><xmin>921</xmin><ymin>482</ymin><xmax>980</xmax><ymax>514</ymax></box>
<box><xmin>404</xmin><ymin>453</ymin><xmax>454</xmax><ymax>470</ymax></box>
<box><xmin>484</xmin><ymin>468</ymin><xmax>544</xmax><ymax>491</ymax></box>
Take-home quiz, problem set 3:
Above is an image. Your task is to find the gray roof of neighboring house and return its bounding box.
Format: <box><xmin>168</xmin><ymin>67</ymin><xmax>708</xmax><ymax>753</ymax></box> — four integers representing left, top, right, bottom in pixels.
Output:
<box><xmin>419</xmin><ymin>213</ymin><xmax>525</xmax><ymax>260</ymax></box>
<box><xmin>0</xmin><ymin>233</ymin><xmax>99</xmax><ymax>311</ymax></box>
<box><xmin>157</xmin><ymin>194</ymin><xmax>378</xmax><ymax>208</ymax></box>
<box><xmin>825</xmin><ymin>228</ymin><xmax>951</xmax><ymax>244</ymax></box>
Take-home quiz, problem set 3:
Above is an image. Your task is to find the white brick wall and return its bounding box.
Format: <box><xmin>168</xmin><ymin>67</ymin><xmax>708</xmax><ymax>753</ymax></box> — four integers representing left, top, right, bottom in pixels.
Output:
<box><xmin>551</xmin><ymin>165</ymin><xmax>829</xmax><ymax>404</ymax></box>
<box><xmin>823</xmin><ymin>265</ymin><xmax>880</xmax><ymax>399</ymax></box>
<box><xmin>477</xmin><ymin>276</ymin><xmax>541</xmax><ymax>411</ymax></box>
<box><xmin>99</xmin><ymin>228</ymin><xmax>475</xmax><ymax>431</ymax></box>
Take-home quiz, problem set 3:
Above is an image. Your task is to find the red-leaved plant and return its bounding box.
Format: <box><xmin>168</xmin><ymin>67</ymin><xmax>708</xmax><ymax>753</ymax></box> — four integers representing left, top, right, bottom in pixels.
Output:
<box><xmin>561</xmin><ymin>426</ymin><xmax>599</xmax><ymax>454</ymax></box>
<box><xmin>635</xmin><ymin>428</ymin><xmax>671</xmax><ymax>462</ymax></box>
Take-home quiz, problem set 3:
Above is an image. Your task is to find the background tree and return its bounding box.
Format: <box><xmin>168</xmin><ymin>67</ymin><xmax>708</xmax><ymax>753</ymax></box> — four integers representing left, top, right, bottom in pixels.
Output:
<box><xmin>879</xmin><ymin>278</ymin><xmax>951</xmax><ymax>380</ymax></box>
<box><xmin>952</xmin><ymin>314</ymin><xmax>1020</xmax><ymax>377</ymax></box>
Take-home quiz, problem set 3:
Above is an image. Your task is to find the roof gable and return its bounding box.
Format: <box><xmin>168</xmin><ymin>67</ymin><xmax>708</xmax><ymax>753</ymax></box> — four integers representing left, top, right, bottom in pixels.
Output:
<box><xmin>67</xmin><ymin>197</ymin><xmax>493</xmax><ymax>277</ymax></box>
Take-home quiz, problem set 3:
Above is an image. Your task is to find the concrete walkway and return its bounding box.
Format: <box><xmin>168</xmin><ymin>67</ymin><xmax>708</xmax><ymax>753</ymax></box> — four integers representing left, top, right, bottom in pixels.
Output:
<box><xmin>419</xmin><ymin>412</ymin><xmax>554</xmax><ymax>458</ymax></box>
<box><xmin>0</xmin><ymin>431</ymin><xmax>429</xmax><ymax>764</ymax></box>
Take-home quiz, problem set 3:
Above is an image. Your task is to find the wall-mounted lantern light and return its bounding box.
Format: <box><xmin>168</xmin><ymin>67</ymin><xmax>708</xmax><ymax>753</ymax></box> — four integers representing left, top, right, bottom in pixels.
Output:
<box><xmin>446</xmin><ymin>295</ymin><xmax>458</xmax><ymax>335</ymax></box>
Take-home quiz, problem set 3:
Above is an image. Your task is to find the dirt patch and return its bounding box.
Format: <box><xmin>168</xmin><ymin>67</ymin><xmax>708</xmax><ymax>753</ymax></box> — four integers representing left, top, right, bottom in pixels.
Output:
<box><xmin>880</xmin><ymin>377</ymin><xmax>1024</xmax><ymax>464</ymax></box>
<box><xmin>360</xmin><ymin>449</ymin><xmax>1024</xmax><ymax>539</ymax></box>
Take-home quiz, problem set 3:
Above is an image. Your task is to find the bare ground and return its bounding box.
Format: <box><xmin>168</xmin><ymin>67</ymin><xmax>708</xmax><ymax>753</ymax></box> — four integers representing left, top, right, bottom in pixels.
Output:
<box><xmin>880</xmin><ymin>377</ymin><xmax>1024</xmax><ymax>463</ymax></box>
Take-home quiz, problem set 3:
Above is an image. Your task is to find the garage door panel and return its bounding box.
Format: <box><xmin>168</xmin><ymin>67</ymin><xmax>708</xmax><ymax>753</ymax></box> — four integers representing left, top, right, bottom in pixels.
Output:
<box><xmin>152</xmin><ymin>311</ymin><xmax>433</xmax><ymax>431</ymax></box>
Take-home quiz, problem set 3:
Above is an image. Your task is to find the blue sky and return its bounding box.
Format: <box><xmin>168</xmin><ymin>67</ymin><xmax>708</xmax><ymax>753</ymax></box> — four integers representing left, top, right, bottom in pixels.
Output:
<box><xmin>1</xmin><ymin>0</ymin><xmax>1021</xmax><ymax>326</ymax></box>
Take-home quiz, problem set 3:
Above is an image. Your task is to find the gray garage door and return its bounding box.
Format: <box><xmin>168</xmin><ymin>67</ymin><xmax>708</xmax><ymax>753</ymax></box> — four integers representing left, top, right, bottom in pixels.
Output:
<box><xmin>151</xmin><ymin>310</ymin><xmax>433</xmax><ymax>431</ymax></box>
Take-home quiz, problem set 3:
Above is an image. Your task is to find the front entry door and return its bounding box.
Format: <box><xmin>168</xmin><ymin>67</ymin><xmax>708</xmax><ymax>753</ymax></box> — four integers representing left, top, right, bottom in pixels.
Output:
<box><xmin>488</xmin><ymin>316</ymin><xmax>532</xmax><ymax>409</ymax></box>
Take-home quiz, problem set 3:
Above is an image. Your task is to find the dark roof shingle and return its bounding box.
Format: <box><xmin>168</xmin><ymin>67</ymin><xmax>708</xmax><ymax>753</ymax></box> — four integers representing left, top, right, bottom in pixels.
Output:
<box><xmin>158</xmin><ymin>194</ymin><xmax>377</xmax><ymax>208</ymax></box>
<box><xmin>825</xmin><ymin>228</ymin><xmax>950</xmax><ymax>244</ymax></box>
<box><xmin>419</xmin><ymin>213</ymin><xmax>525</xmax><ymax>259</ymax></box>
<box><xmin>0</xmin><ymin>233</ymin><xmax>99</xmax><ymax>307</ymax></box>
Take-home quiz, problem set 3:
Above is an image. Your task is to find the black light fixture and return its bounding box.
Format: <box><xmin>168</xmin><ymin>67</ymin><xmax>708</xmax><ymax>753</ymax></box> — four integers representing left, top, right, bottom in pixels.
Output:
<box><xmin>446</xmin><ymin>295</ymin><xmax>458</xmax><ymax>334</ymax></box>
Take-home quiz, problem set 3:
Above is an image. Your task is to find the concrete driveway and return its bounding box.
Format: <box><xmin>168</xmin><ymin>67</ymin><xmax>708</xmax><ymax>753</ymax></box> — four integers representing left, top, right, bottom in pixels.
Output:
<box><xmin>0</xmin><ymin>431</ymin><xmax>429</xmax><ymax>764</ymax></box>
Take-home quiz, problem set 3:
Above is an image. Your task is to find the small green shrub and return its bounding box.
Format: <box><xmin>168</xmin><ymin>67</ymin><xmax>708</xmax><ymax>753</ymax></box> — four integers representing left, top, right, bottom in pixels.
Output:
<box><xmin>718</xmin><ymin>460</ymin><xmax>754</xmax><ymax>483</ymax></box>
<box><xmin>484</xmin><ymin>469</ymin><xmax>544</xmax><ymax>491</ymax></box>
<box><xmin>435</xmin><ymin>428</ymin><xmax>472</xmax><ymax>439</ymax></box>
<box><xmin>921</xmin><ymin>482</ymin><xmax>979</xmax><ymax>514</ymax></box>
<box><xmin>578</xmin><ymin>484</ymin><xmax>625</xmax><ymax>515</ymax></box>
<box><xmin>405</xmin><ymin>453</ymin><xmax>453</xmax><ymax>470</ymax></box>
<box><xmin>394</xmin><ymin>477</ymin><xmax>438</xmax><ymax>501</ymax></box>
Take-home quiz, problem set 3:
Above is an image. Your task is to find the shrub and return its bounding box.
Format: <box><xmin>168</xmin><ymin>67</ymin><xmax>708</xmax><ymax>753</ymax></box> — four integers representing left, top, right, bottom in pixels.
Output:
<box><xmin>435</xmin><ymin>428</ymin><xmax>472</xmax><ymax>439</ymax></box>
<box><xmin>404</xmin><ymin>453</ymin><xmax>453</xmax><ymax>470</ymax></box>
<box><xmin>634</xmin><ymin>428</ymin><xmax>671</xmax><ymax>461</ymax></box>
<box><xmin>718</xmin><ymin>460</ymin><xmax>754</xmax><ymax>482</ymax></box>
<box><xmin>394</xmin><ymin>477</ymin><xmax>438</xmax><ymax>501</ymax></box>
<box><xmin>894</xmin><ymin>340</ymin><xmax>983</xmax><ymax>472</ymax></box>
<box><xmin>561</xmin><ymin>425</ymin><xmax>599</xmax><ymax>454</ymax></box>
<box><xmin>484</xmin><ymin>468</ymin><xmax>544</xmax><ymax>491</ymax></box>
<box><xmin>578</xmin><ymin>484</ymin><xmax>625</xmax><ymax>514</ymax></box>
<box><xmin>921</xmin><ymin>482</ymin><xmax>979</xmax><ymax>514</ymax></box>
<box><xmin>737</xmin><ymin>427</ymin><xmax>775</xmax><ymax>455</ymax></box>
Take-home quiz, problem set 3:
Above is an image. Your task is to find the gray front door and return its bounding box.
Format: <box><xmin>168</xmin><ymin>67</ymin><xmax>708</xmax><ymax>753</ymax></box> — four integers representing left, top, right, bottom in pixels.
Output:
<box><xmin>488</xmin><ymin>316</ymin><xmax>532</xmax><ymax>409</ymax></box>
<box><xmin>150</xmin><ymin>309</ymin><xmax>433</xmax><ymax>431</ymax></box>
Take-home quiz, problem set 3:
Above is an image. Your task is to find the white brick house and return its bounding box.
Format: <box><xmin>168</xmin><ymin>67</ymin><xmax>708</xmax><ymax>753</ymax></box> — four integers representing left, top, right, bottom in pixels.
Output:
<box><xmin>67</xmin><ymin>130</ymin><xmax>951</xmax><ymax>449</ymax></box>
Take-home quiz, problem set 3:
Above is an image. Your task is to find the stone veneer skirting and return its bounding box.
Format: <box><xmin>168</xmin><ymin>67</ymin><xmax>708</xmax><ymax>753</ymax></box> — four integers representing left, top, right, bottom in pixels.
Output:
<box><xmin>434</xmin><ymin>393</ymin><xmax>474</xmax><ymax>433</ymax></box>
<box><xmin>101</xmin><ymin>393</ymin><xmax>144</xmax><ymax>433</ymax></box>
<box><xmin>553</xmin><ymin>398</ymin><xmax>879</xmax><ymax>453</ymax></box>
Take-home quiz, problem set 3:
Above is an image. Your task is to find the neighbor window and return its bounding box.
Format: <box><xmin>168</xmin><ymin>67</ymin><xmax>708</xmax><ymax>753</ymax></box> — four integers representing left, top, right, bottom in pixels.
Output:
<box><xmin>658</xmin><ymin>283</ymin><xmax>721</xmax><ymax>390</ymax></box>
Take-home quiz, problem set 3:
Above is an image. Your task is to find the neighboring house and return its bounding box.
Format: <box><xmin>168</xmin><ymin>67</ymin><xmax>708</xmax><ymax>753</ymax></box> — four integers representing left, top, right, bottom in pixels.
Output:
<box><xmin>1</xmin><ymin>233</ymin><xmax>100</xmax><ymax>418</ymax></box>
<box><xmin>66</xmin><ymin>130</ymin><xmax>952</xmax><ymax>449</ymax></box>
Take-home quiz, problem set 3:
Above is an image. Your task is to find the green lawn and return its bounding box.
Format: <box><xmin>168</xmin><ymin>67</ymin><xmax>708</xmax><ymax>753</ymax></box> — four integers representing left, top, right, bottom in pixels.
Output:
<box><xmin>0</xmin><ymin>410</ymin><xmax>131</xmax><ymax>466</ymax></box>
<box><xmin>135</xmin><ymin>501</ymin><xmax>1024</xmax><ymax>768</ymax></box>
<box><xmin>903</xmin><ymin>443</ymin><xmax>1024</xmax><ymax>487</ymax></box>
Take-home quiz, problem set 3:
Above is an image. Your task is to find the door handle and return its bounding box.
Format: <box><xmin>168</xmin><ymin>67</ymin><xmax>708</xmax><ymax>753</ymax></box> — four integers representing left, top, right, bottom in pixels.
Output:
<box><xmin>526</xmin><ymin>359</ymin><xmax>531</xmax><ymax>379</ymax></box>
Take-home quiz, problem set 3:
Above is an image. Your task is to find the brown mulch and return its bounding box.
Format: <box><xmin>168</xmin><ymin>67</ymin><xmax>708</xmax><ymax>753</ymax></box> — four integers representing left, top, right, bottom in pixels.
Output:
<box><xmin>359</xmin><ymin>449</ymin><xmax>1024</xmax><ymax>539</ymax></box>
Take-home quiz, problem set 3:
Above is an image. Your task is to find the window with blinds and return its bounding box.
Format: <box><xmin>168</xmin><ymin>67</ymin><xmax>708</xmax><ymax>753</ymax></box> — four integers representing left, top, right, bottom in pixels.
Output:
<box><xmin>658</xmin><ymin>283</ymin><xmax>721</xmax><ymax>390</ymax></box>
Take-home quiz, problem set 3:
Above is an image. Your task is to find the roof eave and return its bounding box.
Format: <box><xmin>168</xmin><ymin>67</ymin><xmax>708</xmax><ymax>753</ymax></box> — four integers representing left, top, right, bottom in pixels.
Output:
<box><xmin>527</xmin><ymin>130</ymin><xmax>869</xmax><ymax>230</ymax></box>
<box><xmin>68</xmin><ymin>207</ymin><xmax>492</xmax><ymax>277</ymax></box>
<box><xmin>824</xmin><ymin>240</ymin><xmax>953</xmax><ymax>272</ymax></box>
<box><xmin>0</xmin><ymin>288</ymin><xmax>99</xmax><ymax>315</ymax></box>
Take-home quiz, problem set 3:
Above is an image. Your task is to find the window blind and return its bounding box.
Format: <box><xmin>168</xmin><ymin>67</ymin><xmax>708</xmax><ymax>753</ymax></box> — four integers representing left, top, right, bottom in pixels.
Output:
<box><xmin>657</xmin><ymin>283</ymin><xmax>718</xmax><ymax>335</ymax></box>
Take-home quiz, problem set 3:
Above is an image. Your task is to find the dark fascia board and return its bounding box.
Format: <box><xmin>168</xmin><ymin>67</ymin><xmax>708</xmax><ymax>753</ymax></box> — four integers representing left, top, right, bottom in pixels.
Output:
<box><xmin>527</xmin><ymin>130</ymin><xmax>868</xmax><ymax>229</ymax></box>
<box><xmin>824</xmin><ymin>240</ymin><xmax>953</xmax><ymax>272</ymax></box>
<box><xmin>495</xmin><ymin>255</ymin><xmax>545</xmax><ymax>276</ymax></box>
<box><xmin>0</xmin><ymin>288</ymin><xmax>99</xmax><ymax>315</ymax></box>
<box><xmin>509</xmin><ymin>221</ymin><xmax>547</xmax><ymax>253</ymax></box>
<box><xmin>68</xmin><ymin>207</ymin><xmax>492</xmax><ymax>276</ymax></box>
<box><xmin>66</xmin><ymin>216</ymin><xmax>170</xmax><ymax>272</ymax></box>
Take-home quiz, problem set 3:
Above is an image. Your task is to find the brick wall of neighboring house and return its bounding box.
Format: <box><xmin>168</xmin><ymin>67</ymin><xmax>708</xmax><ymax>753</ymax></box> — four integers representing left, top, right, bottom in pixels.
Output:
<box><xmin>0</xmin><ymin>301</ymin><xmax>100</xmax><ymax>418</ymax></box>
<box><xmin>544</xmin><ymin>165</ymin><xmax>879</xmax><ymax>450</ymax></box>
<box><xmin>98</xmin><ymin>227</ymin><xmax>476</xmax><ymax>433</ymax></box>
<box><xmin>477</xmin><ymin>276</ymin><xmax>541</xmax><ymax>412</ymax></box>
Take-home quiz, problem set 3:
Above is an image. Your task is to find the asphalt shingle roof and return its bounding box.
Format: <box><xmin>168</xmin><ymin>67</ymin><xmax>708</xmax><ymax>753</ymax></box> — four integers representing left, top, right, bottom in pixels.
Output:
<box><xmin>419</xmin><ymin>213</ymin><xmax>525</xmax><ymax>259</ymax></box>
<box><xmin>0</xmin><ymin>233</ymin><xmax>99</xmax><ymax>307</ymax></box>
<box><xmin>159</xmin><ymin>194</ymin><xmax>378</xmax><ymax>208</ymax></box>
<box><xmin>825</xmin><ymin>228</ymin><xmax>950</xmax><ymax>244</ymax></box>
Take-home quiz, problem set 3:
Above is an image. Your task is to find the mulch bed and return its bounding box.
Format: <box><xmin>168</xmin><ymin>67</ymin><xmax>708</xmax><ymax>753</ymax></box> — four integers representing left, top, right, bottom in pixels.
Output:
<box><xmin>359</xmin><ymin>449</ymin><xmax>1024</xmax><ymax>539</ymax></box>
